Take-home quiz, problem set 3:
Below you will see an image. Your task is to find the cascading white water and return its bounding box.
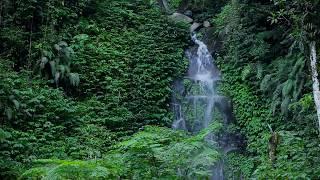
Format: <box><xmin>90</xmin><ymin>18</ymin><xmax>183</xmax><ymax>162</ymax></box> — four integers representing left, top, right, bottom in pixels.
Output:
<box><xmin>172</xmin><ymin>34</ymin><xmax>227</xmax><ymax>179</ymax></box>
<box><xmin>172</xmin><ymin>34</ymin><xmax>221</xmax><ymax>132</ymax></box>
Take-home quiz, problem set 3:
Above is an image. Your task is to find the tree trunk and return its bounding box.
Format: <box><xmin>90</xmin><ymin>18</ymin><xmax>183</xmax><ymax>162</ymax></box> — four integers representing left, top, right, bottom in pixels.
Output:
<box><xmin>310</xmin><ymin>41</ymin><xmax>320</xmax><ymax>133</ymax></box>
<box><xmin>0</xmin><ymin>1</ymin><xmax>3</xmax><ymax>26</ymax></box>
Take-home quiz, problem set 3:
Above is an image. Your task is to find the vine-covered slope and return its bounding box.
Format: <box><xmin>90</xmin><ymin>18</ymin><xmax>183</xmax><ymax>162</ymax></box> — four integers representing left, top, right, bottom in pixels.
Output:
<box><xmin>1</xmin><ymin>0</ymin><xmax>320</xmax><ymax>179</ymax></box>
<box><xmin>0</xmin><ymin>0</ymin><xmax>196</xmax><ymax>178</ymax></box>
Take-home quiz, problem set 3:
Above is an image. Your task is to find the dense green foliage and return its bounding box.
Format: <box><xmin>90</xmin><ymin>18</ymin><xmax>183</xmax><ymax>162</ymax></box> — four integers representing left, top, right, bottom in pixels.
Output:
<box><xmin>2</xmin><ymin>0</ymin><xmax>320</xmax><ymax>179</ymax></box>
<box><xmin>213</xmin><ymin>0</ymin><xmax>320</xmax><ymax>178</ymax></box>
<box><xmin>0</xmin><ymin>0</ymin><xmax>193</xmax><ymax>178</ymax></box>
<box><xmin>20</xmin><ymin>124</ymin><xmax>221</xmax><ymax>179</ymax></box>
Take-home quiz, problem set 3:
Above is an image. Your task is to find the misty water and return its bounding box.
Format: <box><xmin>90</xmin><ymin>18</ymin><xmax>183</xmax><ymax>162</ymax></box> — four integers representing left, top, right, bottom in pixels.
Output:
<box><xmin>172</xmin><ymin>34</ymin><xmax>235</xmax><ymax>179</ymax></box>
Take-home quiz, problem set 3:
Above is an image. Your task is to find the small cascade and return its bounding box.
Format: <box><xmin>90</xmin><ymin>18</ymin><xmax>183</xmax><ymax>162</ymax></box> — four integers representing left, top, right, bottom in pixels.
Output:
<box><xmin>172</xmin><ymin>33</ymin><xmax>227</xmax><ymax>132</ymax></box>
<box><xmin>172</xmin><ymin>34</ymin><xmax>237</xmax><ymax>179</ymax></box>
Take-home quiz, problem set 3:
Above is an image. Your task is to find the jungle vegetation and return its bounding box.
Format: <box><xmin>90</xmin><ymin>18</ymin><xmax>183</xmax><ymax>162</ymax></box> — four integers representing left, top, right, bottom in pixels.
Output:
<box><xmin>0</xmin><ymin>0</ymin><xmax>320</xmax><ymax>179</ymax></box>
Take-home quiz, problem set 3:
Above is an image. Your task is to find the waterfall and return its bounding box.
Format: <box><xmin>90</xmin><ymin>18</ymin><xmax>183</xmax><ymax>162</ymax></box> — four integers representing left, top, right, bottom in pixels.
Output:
<box><xmin>172</xmin><ymin>34</ymin><xmax>233</xmax><ymax>179</ymax></box>
<box><xmin>172</xmin><ymin>34</ymin><xmax>223</xmax><ymax>132</ymax></box>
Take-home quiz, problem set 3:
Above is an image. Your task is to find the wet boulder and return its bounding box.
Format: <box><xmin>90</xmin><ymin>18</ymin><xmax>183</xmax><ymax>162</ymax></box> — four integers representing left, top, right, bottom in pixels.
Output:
<box><xmin>169</xmin><ymin>12</ymin><xmax>193</xmax><ymax>23</ymax></box>
<box><xmin>203</xmin><ymin>20</ymin><xmax>211</xmax><ymax>28</ymax></box>
<box><xmin>184</xmin><ymin>10</ymin><xmax>193</xmax><ymax>17</ymax></box>
<box><xmin>190</xmin><ymin>22</ymin><xmax>201</xmax><ymax>32</ymax></box>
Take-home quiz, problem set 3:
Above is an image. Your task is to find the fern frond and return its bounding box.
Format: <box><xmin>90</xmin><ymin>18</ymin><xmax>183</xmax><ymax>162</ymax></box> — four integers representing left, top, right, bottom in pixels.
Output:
<box><xmin>272</xmin><ymin>84</ymin><xmax>283</xmax><ymax>101</ymax></box>
<box><xmin>280</xmin><ymin>97</ymin><xmax>290</xmax><ymax>116</ymax></box>
<box><xmin>19</xmin><ymin>167</ymin><xmax>49</xmax><ymax>180</ymax></box>
<box><xmin>282</xmin><ymin>79</ymin><xmax>293</xmax><ymax>97</ymax></box>
<box><xmin>241</xmin><ymin>64</ymin><xmax>253</xmax><ymax>81</ymax></box>
<box><xmin>256</xmin><ymin>62</ymin><xmax>264</xmax><ymax>80</ymax></box>
<box><xmin>271</xmin><ymin>98</ymin><xmax>281</xmax><ymax>115</ymax></box>
<box><xmin>293</xmin><ymin>73</ymin><xmax>304</xmax><ymax>100</ymax></box>
<box><xmin>260</xmin><ymin>74</ymin><xmax>273</xmax><ymax>92</ymax></box>
<box><xmin>290</xmin><ymin>55</ymin><xmax>305</xmax><ymax>78</ymax></box>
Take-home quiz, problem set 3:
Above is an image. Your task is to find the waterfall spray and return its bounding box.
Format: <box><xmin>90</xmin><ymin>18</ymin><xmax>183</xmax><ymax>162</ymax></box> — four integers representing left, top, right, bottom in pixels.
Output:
<box><xmin>172</xmin><ymin>34</ymin><xmax>238</xmax><ymax>179</ymax></box>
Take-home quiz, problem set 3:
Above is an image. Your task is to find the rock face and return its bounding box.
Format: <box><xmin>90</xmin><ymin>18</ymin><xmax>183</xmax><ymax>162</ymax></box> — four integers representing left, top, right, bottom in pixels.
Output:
<box><xmin>184</xmin><ymin>10</ymin><xmax>193</xmax><ymax>17</ymax></box>
<box><xmin>190</xmin><ymin>22</ymin><xmax>201</xmax><ymax>32</ymax></box>
<box><xmin>157</xmin><ymin>0</ymin><xmax>171</xmax><ymax>13</ymax></box>
<box><xmin>169</xmin><ymin>13</ymin><xmax>193</xmax><ymax>23</ymax></box>
<box><xmin>203</xmin><ymin>20</ymin><xmax>211</xmax><ymax>27</ymax></box>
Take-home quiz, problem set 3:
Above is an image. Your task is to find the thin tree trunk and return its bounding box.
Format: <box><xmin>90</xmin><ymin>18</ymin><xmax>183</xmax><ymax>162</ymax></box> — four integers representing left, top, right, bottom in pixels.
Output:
<box><xmin>28</xmin><ymin>16</ymin><xmax>33</xmax><ymax>69</ymax></box>
<box><xmin>310</xmin><ymin>41</ymin><xmax>320</xmax><ymax>133</ymax></box>
<box><xmin>0</xmin><ymin>1</ymin><xmax>3</xmax><ymax>26</ymax></box>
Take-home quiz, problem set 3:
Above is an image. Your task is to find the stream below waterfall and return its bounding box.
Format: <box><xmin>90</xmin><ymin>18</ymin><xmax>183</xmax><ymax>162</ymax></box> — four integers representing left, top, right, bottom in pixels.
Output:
<box><xmin>172</xmin><ymin>34</ymin><xmax>239</xmax><ymax>179</ymax></box>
